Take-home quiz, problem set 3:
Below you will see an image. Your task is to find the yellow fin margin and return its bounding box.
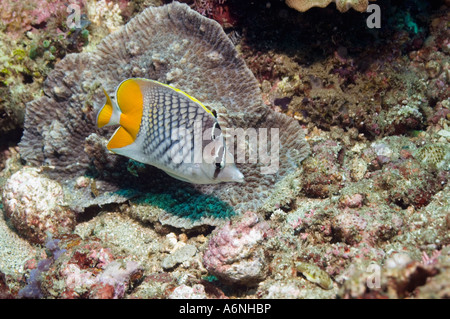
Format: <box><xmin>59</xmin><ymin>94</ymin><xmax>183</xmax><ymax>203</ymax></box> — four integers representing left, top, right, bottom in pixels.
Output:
<box><xmin>157</xmin><ymin>81</ymin><xmax>214</xmax><ymax>117</ymax></box>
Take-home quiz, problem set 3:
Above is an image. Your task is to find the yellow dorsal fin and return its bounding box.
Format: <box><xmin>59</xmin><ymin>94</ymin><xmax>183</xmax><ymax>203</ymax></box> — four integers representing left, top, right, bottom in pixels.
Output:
<box><xmin>97</xmin><ymin>88</ymin><xmax>115</xmax><ymax>128</ymax></box>
<box><xmin>107</xmin><ymin>126</ymin><xmax>134</xmax><ymax>150</ymax></box>
<box><xmin>116</xmin><ymin>79</ymin><xmax>144</xmax><ymax>141</ymax></box>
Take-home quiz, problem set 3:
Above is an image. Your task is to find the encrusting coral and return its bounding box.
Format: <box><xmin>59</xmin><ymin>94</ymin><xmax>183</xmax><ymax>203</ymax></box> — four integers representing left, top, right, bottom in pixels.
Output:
<box><xmin>18</xmin><ymin>234</ymin><xmax>144</xmax><ymax>299</ymax></box>
<box><xmin>0</xmin><ymin>0</ymin><xmax>66</xmax><ymax>37</ymax></box>
<box><xmin>19</xmin><ymin>2</ymin><xmax>310</xmax><ymax>228</ymax></box>
<box><xmin>285</xmin><ymin>0</ymin><xmax>374</xmax><ymax>12</ymax></box>
<box><xmin>2</xmin><ymin>167</ymin><xmax>76</xmax><ymax>244</ymax></box>
<box><xmin>203</xmin><ymin>212</ymin><xmax>272</xmax><ymax>286</ymax></box>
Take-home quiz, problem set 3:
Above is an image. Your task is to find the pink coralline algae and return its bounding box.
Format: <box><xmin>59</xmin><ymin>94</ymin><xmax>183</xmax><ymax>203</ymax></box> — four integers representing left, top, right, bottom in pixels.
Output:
<box><xmin>301</xmin><ymin>140</ymin><xmax>345</xmax><ymax>198</ymax></box>
<box><xmin>373</xmin><ymin>159</ymin><xmax>446</xmax><ymax>208</ymax></box>
<box><xmin>203</xmin><ymin>212</ymin><xmax>272</xmax><ymax>286</ymax></box>
<box><xmin>0</xmin><ymin>0</ymin><xmax>68</xmax><ymax>37</ymax></box>
<box><xmin>331</xmin><ymin>203</ymin><xmax>404</xmax><ymax>246</ymax></box>
<box><xmin>2</xmin><ymin>167</ymin><xmax>76</xmax><ymax>244</ymax></box>
<box><xmin>339</xmin><ymin>193</ymin><xmax>364</xmax><ymax>209</ymax></box>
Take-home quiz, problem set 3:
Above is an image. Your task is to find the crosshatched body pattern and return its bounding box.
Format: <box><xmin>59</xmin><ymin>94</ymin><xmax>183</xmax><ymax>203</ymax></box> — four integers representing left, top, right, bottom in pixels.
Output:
<box><xmin>138</xmin><ymin>82</ymin><xmax>214</xmax><ymax>170</ymax></box>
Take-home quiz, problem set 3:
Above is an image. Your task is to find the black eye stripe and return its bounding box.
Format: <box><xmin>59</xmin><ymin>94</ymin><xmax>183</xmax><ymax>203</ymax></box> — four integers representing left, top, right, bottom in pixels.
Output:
<box><xmin>212</xmin><ymin>121</ymin><xmax>225</xmax><ymax>180</ymax></box>
<box><xmin>211</xmin><ymin>122</ymin><xmax>222</xmax><ymax>140</ymax></box>
<box><xmin>213</xmin><ymin>164</ymin><xmax>221</xmax><ymax>179</ymax></box>
<box><xmin>214</xmin><ymin>146</ymin><xmax>224</xmax><ymax>180</ymax></box>
<box><xmin>215</xmin><ymin>145</ymin><xmax>224</xmax><ymax>164</ymax></box>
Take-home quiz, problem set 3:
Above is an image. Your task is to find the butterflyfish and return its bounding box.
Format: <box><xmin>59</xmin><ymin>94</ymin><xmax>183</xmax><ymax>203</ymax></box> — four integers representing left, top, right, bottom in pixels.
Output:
<box><xmin>96</xmin><ymin>78</ymin><xmax>244</xmax><ymax>184</ymax></box>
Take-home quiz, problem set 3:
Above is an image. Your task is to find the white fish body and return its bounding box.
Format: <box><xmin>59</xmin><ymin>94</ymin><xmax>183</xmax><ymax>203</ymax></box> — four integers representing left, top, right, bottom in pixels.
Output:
<box><xmin>96</xmin><ymin>78</ymin><xmax>244</xmax><ymax>184</ymax></box>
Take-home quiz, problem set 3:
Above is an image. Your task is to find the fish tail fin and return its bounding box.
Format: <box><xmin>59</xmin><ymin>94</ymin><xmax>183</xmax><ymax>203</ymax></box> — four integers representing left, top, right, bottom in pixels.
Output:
<box><xmin>97</xmin><ymin>88</ymin><xmax>121</xmax><ymax>128</ymax></box>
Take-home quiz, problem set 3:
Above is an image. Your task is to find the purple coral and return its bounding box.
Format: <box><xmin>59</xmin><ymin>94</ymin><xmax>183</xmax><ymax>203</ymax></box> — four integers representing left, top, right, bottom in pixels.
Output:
<box><xmin>203</xmin><ymin>212</ymin><xmax>272</xmax><ymax>286</ymax></box>
<box><xmin>18</xmin><ymin>236</ymin><xmax>65</xmax><ymax>298</ymax></box>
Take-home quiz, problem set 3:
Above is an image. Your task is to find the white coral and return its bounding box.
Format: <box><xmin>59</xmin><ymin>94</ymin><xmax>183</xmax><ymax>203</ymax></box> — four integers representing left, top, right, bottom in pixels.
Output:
<box><xmin>86</xmin><ymin>0</ymin><xmax>123</xmax><ymax>33</ymax></box>
<box><xmin>2</xmin><ymin>167</ymin><xmax>74</xmax><ymax>244</ymax></box>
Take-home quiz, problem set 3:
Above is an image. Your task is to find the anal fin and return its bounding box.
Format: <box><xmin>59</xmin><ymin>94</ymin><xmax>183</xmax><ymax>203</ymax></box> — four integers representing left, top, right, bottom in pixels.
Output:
<box><xmin>107</xmin><ymin>126</ymin><xmax>135</xmax><ymax>151</ymax></box>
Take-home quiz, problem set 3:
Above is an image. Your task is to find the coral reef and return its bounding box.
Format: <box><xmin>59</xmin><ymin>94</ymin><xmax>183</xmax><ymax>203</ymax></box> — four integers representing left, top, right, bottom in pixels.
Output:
<box><xmin>239</xmin><ymin>2</ymin><xmax>449</xmax><ymax>142</ymax></box>
<box><xmin>2</xmin><ymin>167</ymin><xmax>75</xmax><ymax>244</ymax></box>
<box><xmin>19</xmin><ymin>234</ymin><xmax>143</xmax><ymax>299</ymax></box>
<box><xmin>0</xmin><ymin>202</ymin><xmax>37</xmax><ymax>282</ymax></box>
<box><xmin>185</xmin><ymin>0</ymin><xmax>237</xmax><ymax>28</ymax></box>
<box><xmin>396</xmin><ymin>184</ymin><xmax>450</xmax><ymax>249</ymax></box>
<box><xmin>301</xmin><ymin>139</ymin><xmax>344</xmax><ymax>198</ymax></box>
<box><xmin>0</xmin><ymin>1</ymin><xmax>66</xmax><ymax>37</ymax></box>
<box><xmin>372</xmin><ymin>158</ymin><xmax>445</xmax><ymax>208</ymax></box>
<box><xmin>0</xmin><ymin>272</ymin><xmax>14</xmax><ymax>299</ymax></box>
<box><xmin>0</xmin><ymin>0</ymin><xmax>449</xmax><ymax>300</ymax></box>
<box><xmin>339</xmin><ymin>247</ymin><xmax>450</xmax><ymax>299</ymax></box>
<box><xmin>203</xmin><ymin>212</ymin><xmax>271</xmax><ymax>286</ymax></box>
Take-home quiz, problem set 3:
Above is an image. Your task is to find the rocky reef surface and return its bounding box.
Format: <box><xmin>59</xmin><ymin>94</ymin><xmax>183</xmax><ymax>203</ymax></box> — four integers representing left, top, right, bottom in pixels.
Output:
<box><xmin>0</xmin><ymin>0</ymin><xmax>449</xmax><ymax>299</ymax></box>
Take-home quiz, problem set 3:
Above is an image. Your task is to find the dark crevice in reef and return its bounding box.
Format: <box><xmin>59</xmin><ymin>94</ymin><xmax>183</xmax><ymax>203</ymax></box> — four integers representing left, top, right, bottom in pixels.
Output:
<box><xmin>0</xmin><ymin>128</ymin><xmax>22</xmax><ymax>150</ymax></box>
